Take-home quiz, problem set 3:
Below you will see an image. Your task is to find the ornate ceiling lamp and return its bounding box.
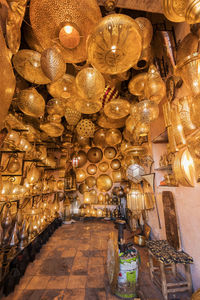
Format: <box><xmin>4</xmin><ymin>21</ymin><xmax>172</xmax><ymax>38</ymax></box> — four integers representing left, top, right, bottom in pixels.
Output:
<box><xmin>134</xmin><ymin>17</ymin><xmax>153</xmax><ymax>70</ymax></box>
<box><xmin>47</xmin><ymin>74</ymin><xmax>75</xmax><ymax>100</ymax></box>
<box><xmin>40</xmin><ymin>122</ymin><xmax>64</xmax><ymax>137</ymax></box>
<box><xmin>46</xmin><ymin>98</ymin><xmax>65</xmax><ymax>116</ymax></box>
<box><xmin>17</xmin><ymin>88</ymin><xmax>45</xmax><ymax>118</ymax></box>
<box><xmin>128</xmin><ymin>73</ymin><xmax>147</xmax><ymax>97</ymax></box>
<box><xmin>93</xmin><ymin>128</ymin><xmax>107</xmax><ymax>148</ymax></box>
<box><xmin>12</xmin><ymin>49</ymin><xmax>51</xmax><ymax>84</ymax></box>
<box><xmin>87</xmin><ymin>14</ymin><xmax>142</xmax><ymax>74</ymax></box>
<box><xmin>76</xmin><ymin>119</ymin><xmax>95</xmax><ymax>138</ymax></box>
<box><xmin>136</xmin><ymin>99</ymin><xmax>159</xmax><ymax>123</ymax></box>
<box><xmin>144</xmin><ymin>64</ymin><xmax>166</xmax><ymax>104</ymax></box>
<box><xmin>0</xmin><ymin>27</ymin><xmax>16</xmax><ymax>131</ymax></box>
<box><xmin>29</xmin><ymin>0</ymin><xmax>102</xmax><ymax>63</ymax></box>
<box><xmin>105</xmin><ymin>128</ymin><xmax>122</xmax><ymax>146</ymax></box>
<box><xmin>6</xmin><ymin>0</ymin><xmax>28</xmax><ymax>54</ymax></box>
<box><xmin>40</xmin><ymin>47</ymin><xmax>66</xmax><ymax>81</ymax></box>
<box><xmin>175</xmin><ymin>52</ymin><xmax>200</xmax><ymax>96</ymax></box>
<box><xmin>65</xmin><ymin>107</ymin><xmax>81</xmax><ymax>126</ymax></box>
<box><xmin>104</xmin><ymin>98</ymin><xmax>130</xmax><ymax>119</ymax></box>
<box><xmin>97</xmin><ymin>112</ymin><xmax>126</xmax><ymax>128</ymax></box>
<box><xmin>75</xmin><ymin>67</ymin><xmax>105</xmax><ymax>101</ymax></box>
<box><xmin>74</xmin><ymin>99</ymin><xmax>102</xmax><ymax>114</ymax></box>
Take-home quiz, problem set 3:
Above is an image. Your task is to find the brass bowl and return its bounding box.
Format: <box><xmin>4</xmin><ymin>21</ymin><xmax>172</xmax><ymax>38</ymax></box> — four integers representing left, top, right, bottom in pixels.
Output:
<box><xmin>12</xmin><ymin>50</ymin><xmax>51</xmax><ymax>84</ymax></box>
<box><xmin>175</xmin><ymin>52</ymin><xmax>200</xmax><ymax>96</ymax></box>
<box><xmin>128</xmin><ymin>73</ymin><xmax>147</xmax><ymax>96</ymax></box>
<box><xmin>72</xmin><ymin>150</ymin><xmax>87</xmax><ymax>168</ymax></box>
<box><xmin>97</xmin><ymin>174</ymin><xmax>113</xmax><ymax>192</ymax></box>
<box><xmin>85</xmin><ymin>176</ymin><xmax>96</xmax><ymax>188</ymax></box>
<box><xmin>98</xmin><ymin>161</ymin><xmax>109</xmax><ymax>172</ymax></box>
<box><xmin>76</xmin><ymin>119</ymin><xmax>95</xmax><ymax>138</ymax></box>
<box><xmin>87</xmin><ymin>164</ymin><xmax>97</xmax><ymax>175</ymax></box>
<box><xmin>110</xmin><ymin>159</ymin><xmax>121</xmax><ymax>170</ymax></box>
<box><xmin>87</xmin><ymin>147</ymin><xmax>103</xmax><ymax>163</ymax></box>
<box><xmin>78</xmin><ymin>183</ymin><xmax>90</xmax><ymax>194</ymax></box>
<box><xmin>112</xmin><ymin>170</ymin><xmax>122</xmax><ymax>183</ymax></box>
<box><xmin>104</xmin><ymin>147</ymin><xmax>117</xmax><ymax>160</ymax></box>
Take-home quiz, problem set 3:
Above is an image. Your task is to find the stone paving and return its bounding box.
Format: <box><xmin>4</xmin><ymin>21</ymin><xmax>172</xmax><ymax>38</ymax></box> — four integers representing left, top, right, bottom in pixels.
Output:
<box><xmin>1</xmin><ymin>220</ymin><xmax>190</xmax><ymax>300</ymax></box>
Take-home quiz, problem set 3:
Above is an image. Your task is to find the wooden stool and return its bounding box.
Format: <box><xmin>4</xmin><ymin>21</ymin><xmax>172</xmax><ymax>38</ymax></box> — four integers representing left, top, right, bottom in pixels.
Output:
<box><xmin>147</xmin><ymin>240</ymin><xmax>193</xmax><ymax>300</ymax></box>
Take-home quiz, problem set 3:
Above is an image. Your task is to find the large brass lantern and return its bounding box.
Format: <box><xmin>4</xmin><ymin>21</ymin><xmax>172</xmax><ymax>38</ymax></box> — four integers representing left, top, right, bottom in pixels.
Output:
<box><xmin>75</xmin><ymin>67</ymin><xmax>105</xmax><ymax>101</ymax></box>
<box><xmin>87</xmin><ymin>14</ymin><xmax>142</xmax><ymax>74</ymax></box>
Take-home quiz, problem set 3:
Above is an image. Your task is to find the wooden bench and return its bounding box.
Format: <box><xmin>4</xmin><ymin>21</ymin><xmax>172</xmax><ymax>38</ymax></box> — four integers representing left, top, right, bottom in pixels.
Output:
<box><xmin>146</xmin><ymin>240</ymin><xmax>193</xmax><ymax>300</ymax></box>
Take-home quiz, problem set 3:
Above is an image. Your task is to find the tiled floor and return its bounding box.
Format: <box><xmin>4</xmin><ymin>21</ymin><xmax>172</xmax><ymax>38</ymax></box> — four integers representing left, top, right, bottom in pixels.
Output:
<box><xmin>1</xmin><ymin>220</ymin><xmax>190</xmax><ymax>300</ymax></box>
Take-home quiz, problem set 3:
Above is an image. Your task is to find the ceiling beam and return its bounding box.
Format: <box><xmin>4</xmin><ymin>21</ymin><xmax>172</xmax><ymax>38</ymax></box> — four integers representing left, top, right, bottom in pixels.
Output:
<box><xmin>98</xmin><ymin>0</ymin><xmax>164</xmax><ymax>14</ymax></box>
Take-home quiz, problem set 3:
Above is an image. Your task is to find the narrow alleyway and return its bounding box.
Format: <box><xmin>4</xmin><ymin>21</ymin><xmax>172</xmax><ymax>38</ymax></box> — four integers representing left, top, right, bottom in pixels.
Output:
<box><xmin>1</xmin><ymin>220</ymin><xmax>190</xmax><ymax>300</ymax></box>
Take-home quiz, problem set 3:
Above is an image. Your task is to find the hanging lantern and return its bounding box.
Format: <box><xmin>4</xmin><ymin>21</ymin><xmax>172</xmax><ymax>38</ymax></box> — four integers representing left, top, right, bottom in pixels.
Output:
<box><xmin>76</xmin><ymin>119</ymin><xmax>95</xmax><ymax>138</ymax></box>
<box><xmin>100</xmin><ymin>85</ymin><xmax>119</xmax><ymax>108</ymax></box>
<box><xmin>125</xmin><ymin>115</ymin><xmax>138</xmax><ymax>134</ymax></box>
<box><xmin>40</xmin><ymin>47</ymin><xmax>66</xmax><ymax>81</ymax></box>
<box><xmin>75</xmin><ymin>67</ymin><xmax>105</xmax><ymax>101</ymax></box>
<box><xmin>75</xmin><ymin>99</ymin><xmax>102</xmax><ymax>114</ymax></box>
<box><xmin>47</xmin><ymin>74</ymin><xmax>75</xmax><ymax>99</ymax></box>
<box><xmin>29</xmin><ymin>0</ymin><xmax>102</xmax><ymax>63</ymax></box>
<box><xmin>135</xmin><ymin>17</ymin><xmax>153</xmax><ymax>49</ymax></box>
<box><xmin>163</xmin><ymin>0</ymin><xmax>186</xmax><ymax>22</ymax></box>
<box><xmin>127</xmin><ymin>183</ymin><xmax>145</xmax><ymax>215</ymax></box>
<box><xmin>128</xmin><ymin>73</ymin><xmax>147</xmax><ymax>97</ymax></box>
<box><xmin>175</xmin><ymin>52</ymin><xmax>200</xmax><ymax>96</ymax></box>
<box><xmin>137</xmin><ymin>100</ymin><xmax>159</xmax><ymax>122</ymax></box>
<box><xmin>65</xmin><ymin>107</ymin><xmax>81</xmax><ymax>126</ymax></box>
<box><xmin>13</xmin><ymin>50</ymin><xmax>51</xmax><ymax>84</ymax></box>
<box><xmin>17</xmin><ymin>88</ymin><xmax>45</xmax><ymax>118</ymax></box>
<box><xmin>97</xmin><ymin>112</ymin><xmax>127</xmax><ymax>129</ymax></box>
<box><xmin>59</xmin><ymin>23</ymin><xmax>81</xmax><ymax>49</ymax></box>
<box><xmin>104</xmin><ymin>98</ymin><xmax>130</xmax><ymax>119</ymax></box>
<box><xmin>46</xmin><ymin>98</ymin><xmax>65</xmax><ymax>116</ymax></box>
<box><xmin>93</xmin><ymin>128</ymin><xmax>107</xmax><ymax>148</ymax></box>
<box><xmin>134</xmin><ymin>121</ymin><xmax>150</xmax><ymax>137</ymax></box>
<box><xmin>87</xmin><ymin>14</ymin><xmax>142</xmax><ymax>74</ymax></box>
<box><xmin>105</xmin><ymin>128</ymin><xmax>122</xmax><ymax>146</ymax></box>
<box><xmin>126</xmin><ymin>164</ymin><xmax>145</xmax><ymax>183</ymax></box>
<box><xmin>144</xmin><ymin>64</ymin><xmax>166</xmax><ymax>104</ymax></box>
<box><xmin>40</xmin><ymin>122</ymin><xmax>64</xmax><ymax>137</ymax></box>
<box><xmin>176</xmin><ymin>33</ymin><xmax>198</xmax><ymax>64</ymax></box>
<box><xmin>178</xmin><ymin>96</ymin><xmax>196</xmax><ymax>136</ymax></box>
